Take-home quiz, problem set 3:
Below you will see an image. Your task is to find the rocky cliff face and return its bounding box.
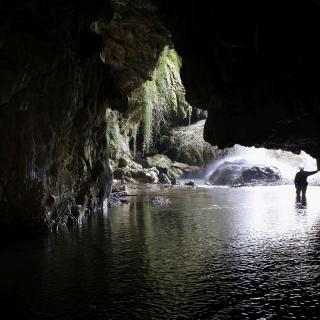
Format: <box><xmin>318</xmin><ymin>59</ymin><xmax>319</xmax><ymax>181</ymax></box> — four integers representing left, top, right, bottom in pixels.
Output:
<box><xmin>0</xmin><ymin>0</ymin><xmax>168</xmax><ymax>235</ymax></box>
<box><xmin>106</xmin><ymin>46</ymin><xmax>192</xmax><ymax>164</ymax></box>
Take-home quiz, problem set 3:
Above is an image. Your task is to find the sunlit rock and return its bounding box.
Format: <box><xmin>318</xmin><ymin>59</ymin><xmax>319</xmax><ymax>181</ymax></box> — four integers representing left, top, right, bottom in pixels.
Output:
<box><xmin>146</xmin><ymin>154</ymin><xmax>173</xmax><ymax>173</ymax></box>
<box><xmin>209</xmin><ymin>160</ymin><xmax>281</xmax><ymax>186</ymax></box>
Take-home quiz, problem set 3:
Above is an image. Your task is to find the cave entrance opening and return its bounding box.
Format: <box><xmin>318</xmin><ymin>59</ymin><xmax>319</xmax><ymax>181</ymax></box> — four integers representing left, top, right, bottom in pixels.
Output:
<box><xmin>205</xmin><ymin>145</ymin><xmax>319</xmax><ymax>188</ymax></box>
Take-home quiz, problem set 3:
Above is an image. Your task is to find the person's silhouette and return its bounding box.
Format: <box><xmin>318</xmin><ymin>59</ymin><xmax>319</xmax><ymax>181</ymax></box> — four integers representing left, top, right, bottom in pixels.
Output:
<box><xmin>294</xmin><ymin>165</ymin><xmax>318</xmax><ymax>201</ymax></box>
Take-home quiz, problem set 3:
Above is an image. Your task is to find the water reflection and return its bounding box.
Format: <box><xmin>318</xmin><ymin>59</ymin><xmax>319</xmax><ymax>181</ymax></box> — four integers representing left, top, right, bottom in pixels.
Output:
<box><xmin>1</xmin><ymin>185</ymin><xmax>320</xmax><ymax>319</ymax></box>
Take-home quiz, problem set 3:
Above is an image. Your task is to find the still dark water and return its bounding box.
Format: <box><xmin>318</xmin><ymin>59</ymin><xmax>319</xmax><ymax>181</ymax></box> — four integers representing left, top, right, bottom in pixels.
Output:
<box><xmin>1</xmin><ymin>185</ymin><xmax>320</xmax><ymax>319</ymax></box>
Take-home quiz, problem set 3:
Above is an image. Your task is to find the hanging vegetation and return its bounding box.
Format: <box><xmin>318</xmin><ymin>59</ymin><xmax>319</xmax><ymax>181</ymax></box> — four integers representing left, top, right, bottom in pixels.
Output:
<box><xmin>141</xmin><ymin>46</ymin><xmax>192</xmax><ymax>153</ymax></box>
<box><xmin>106</xmin><ymin>46</ymin><xmax>194</xmax><ymax>159</ymax></box>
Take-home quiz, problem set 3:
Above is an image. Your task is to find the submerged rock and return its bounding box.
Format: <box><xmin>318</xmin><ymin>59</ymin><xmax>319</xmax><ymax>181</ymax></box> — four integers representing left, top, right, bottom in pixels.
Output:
<box><xmin>108</xmin><ymin>191</ymin><xmax>129</xmax><ymax>208</ymax></box>
<box><xmin>209</xmin><ymin>160</ymin><xmax>281</xmax><ymax>186</ymax></box>
<box><xmin>151</xmin><ymin>196</ymin><xmax>171</xmax><ymax>206</ymax></box>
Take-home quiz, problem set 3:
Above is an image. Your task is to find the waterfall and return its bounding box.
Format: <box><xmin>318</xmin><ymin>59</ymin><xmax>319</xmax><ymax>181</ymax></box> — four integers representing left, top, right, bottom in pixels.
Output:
<box><xmin>205</xmin><ymin>145</ymin><xmax>318</xmax><ymax>185</ymax></box>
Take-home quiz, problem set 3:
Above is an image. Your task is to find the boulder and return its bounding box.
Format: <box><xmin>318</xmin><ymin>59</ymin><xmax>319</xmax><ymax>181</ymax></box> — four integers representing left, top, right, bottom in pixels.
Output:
<box><xmin>170</xmin><ymin>178</ymin><xmax>180</xmax><ymax>185</ymax></box>
<box><xmin>113</xmin><ymin>161</ymin><xmax>159</xmax><ymax>183</ymax></box>
<box><xmin>118</xmin><ymin>157</ymin><xmax>128</xmax><ymax>168</ymax></box>
<box><xmin>145</xmin><ymin>155</ymin><xmax>199</xmax><ymax>179</ymax></box>
<box><xmin>159</xmin><ymin>173</ymin><xmax>171</xmax><ymax>184</ymax></box>
<box><xmin>108</xmin><ymin>191</ymin><xmax>129</xmax><ymax>208</ymax></box>
<box><xmin>142</xmin><ymin>168</ymin><xmax>159</xmax><ymax>183</ymax></box>
<box><xmin>242</xmin><ymin>166</ymin><xmax>281</xmax><ymax>183</ymax></box>
<box><xmin>113</xmin><ymin>168</ymin><xmax>125</xmax><ymax>180</ymax></box>
<box><xmin>184</xmin><ymin>180</ymin><xmax>195</xmax><ymax>187</ymax></box>
<box><xmin>132</xmin><ymin>167</ymin><xmax>159</xmax><ymax>183</ymax></box>
<box><xmin>146</xmin><ymin>154</ymin><xmax>173</xmax><ymax>173</ymax></box>
<box><xmin>169</xmin><ymin>161</ymin><xmax>200</xmax><ymax>178</ymax></box>
<box><xmin>209</xmin><ymin>159</ymin><xmax>281</xmax><ymax>186</ymax></box>
<box><xmin>164</xmin><ymin>120</ymin><xmax>222</xmax><ymax>166</ymax></box>
<box><xmin>112</xmin><ymin>181</ymin><xmax>127</xmax><ymax>193</ymax></box>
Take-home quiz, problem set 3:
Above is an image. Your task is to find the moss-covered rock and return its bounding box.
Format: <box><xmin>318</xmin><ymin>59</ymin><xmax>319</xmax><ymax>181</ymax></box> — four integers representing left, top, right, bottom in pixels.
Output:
<box><xmin>169</xmin><ymin>162</ymin><xmax>200</xmax><ymax>178</ymax></box>
<box><xmin>106</xmin><ymin>45</ymin><xmax>194</xmax><ymax>172</ymax></box>
<box><xmin>163</xmin><ymin>120</ymin><xmax>224</xmax><ymax>166</ymax></box>
<box><xmin>146</xmin><ymin>154</ymin><xmax>173</xmax><ymax>171</ymax></box>
<box><xmin>0</xmin><ymin>0</ymin><xmax>170</xmax><ymax>235</ymax></box>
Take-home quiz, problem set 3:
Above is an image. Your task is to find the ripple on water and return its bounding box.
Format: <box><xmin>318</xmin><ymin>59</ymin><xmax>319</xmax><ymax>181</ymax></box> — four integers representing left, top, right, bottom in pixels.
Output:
<box><xmin>1</xmin><ymin>186</ymin><xmax>320</xmax><ymax>319</ymax></box>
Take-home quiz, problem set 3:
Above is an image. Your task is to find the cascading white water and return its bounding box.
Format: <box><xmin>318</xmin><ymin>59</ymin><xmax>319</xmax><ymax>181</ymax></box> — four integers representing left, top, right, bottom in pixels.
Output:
<box><xmin>205</xmin><ymin>144</ymin><xmax>319</xmax><ymax>185</ymax></box>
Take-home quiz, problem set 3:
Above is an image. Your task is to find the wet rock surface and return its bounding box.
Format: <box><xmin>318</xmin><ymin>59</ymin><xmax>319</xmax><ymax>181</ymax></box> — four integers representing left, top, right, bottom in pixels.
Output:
<box><xmin>151</xmin><ymin>196</ymin><xmax>171</xmax><ymax>206</ymax></box>
<box><xmin>0</xmin><ymin>0</ymin><xmax>168</xmax><ymax>234</ymax></box>
<box><xmin>209</xmin><ymin>160</ymin><xmax>281</xmax><ymax>186</ymax></box>
<box><xmin>108</xmin><ymin>191</ymin><xmax>129</xmax><ymax>208</ymax></box>
<box><xmin>158</xmin><ymin>173</ymin><xmax>171</xmax><ymax>185</ymax></box>
<box><xmin>184</xmin><ymin>180</ymin><xmax>196</xmax><ymax>187</ymax></box>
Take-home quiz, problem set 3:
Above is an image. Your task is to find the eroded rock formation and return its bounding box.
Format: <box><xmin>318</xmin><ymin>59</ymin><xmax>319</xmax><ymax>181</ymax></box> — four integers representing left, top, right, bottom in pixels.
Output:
<box><xmin>0</xmin><ymin>0</ymin><xmax>168</xmax><ymax>235</ymax></box>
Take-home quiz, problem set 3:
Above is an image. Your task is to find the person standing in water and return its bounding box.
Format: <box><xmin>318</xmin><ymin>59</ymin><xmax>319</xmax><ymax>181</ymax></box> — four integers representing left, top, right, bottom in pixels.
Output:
<box><xmin>294</xmin><ymin>164</ymin><xmax>318</xmax><ymax>200</ymax></box>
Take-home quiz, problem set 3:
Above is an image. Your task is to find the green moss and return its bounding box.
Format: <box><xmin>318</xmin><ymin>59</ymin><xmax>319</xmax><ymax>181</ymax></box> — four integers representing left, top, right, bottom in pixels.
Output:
<box><xmin>140</xmin><ymin>46</ymin><xmax>191</xmax><ymax>152</ymax></box>
<box><xmin>142</xmin><ymin>80</ymin><xmax>156</xmax><ymax>152</ymax></box>
<box><xmin>106</xmin><ymin>46</ymin><xmax>192</xmax><ymax>157</ymax></box>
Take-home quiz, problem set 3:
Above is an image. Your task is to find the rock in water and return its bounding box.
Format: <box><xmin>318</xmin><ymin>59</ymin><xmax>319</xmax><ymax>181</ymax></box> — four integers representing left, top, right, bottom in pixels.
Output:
<box><xmin>242</xmin><ymin>166</ymin><xmax>281</xmax><ymax>183</ymax></box>
<box><xmin>159</xmin><ymin>173</ymin><xmax>172</xmax><ymax>184</ymax></box>
<box><xmin>184</xmin><ymin>180</ymin><xmax>195</xmax><ymax>187</ymax></box>
<box><xmin>170</xmin><ymin>178</ymin><xmax>180</xmax><ymax>185</ymax></box>
<box><xmin>151</xmin><ymin>196</ymin><xmax>171</xmax><ymax>206</ymax></box>
<box><xmin>209</xmin><ymin>159</ymin><xmax>281</xmax><ymax>186</ymax></box>
<box><xmin>108</xmin><ymin>191</ymin><xmax>129</xmax><ymax>208</ymax></box>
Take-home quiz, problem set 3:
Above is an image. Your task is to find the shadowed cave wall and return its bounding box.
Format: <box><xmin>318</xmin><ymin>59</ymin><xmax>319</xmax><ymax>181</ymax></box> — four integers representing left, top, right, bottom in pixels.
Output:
<box><xmin>0</xmin><ymin>0</ymin><xmax>169</xmax><ymax>235</ymax></box>
<box><xmin>1</xmin><ymin>0</ymin><xmax>320</xmax><ymax>236</ymax></box>
<box><xmin>157</xmin><ymin>0</ymin><xmax>320</xmax><ymax>157</ymax></box>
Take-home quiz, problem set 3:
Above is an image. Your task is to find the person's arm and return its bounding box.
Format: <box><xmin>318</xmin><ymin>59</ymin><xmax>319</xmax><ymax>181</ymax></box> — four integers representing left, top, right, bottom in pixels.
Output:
<box><xmin>294</xmin><ymin>174</ymin><xmax>298</xmax><ymax>186</ymax></box>
<box><xmin>306</xmin><ymin>170</ymin><xmax>318</xmax><ymax>177</ymax></box>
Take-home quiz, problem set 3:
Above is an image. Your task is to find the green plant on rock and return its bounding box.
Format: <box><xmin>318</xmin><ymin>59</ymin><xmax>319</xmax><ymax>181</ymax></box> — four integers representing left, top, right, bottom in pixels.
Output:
<box><xmin>141</xmin><ymin>46</ymin><xmax>191</xmax><ymax>153</ymax></box>
<box><xmin>106</xmin><ymin>46</ymin><xmax>193</xmax><ymax>156</ymax></box>
<box><xmin>142</xmin><ymin>80</ymin><xmax>155</xmax><ymax>153</ymax></box>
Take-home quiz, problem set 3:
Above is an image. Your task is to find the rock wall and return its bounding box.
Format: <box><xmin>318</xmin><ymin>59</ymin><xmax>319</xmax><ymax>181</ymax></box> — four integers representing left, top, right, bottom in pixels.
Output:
<box><xmin>162</xmin><ymin>120</ymin><xmax>223</xmax><ymax>167</ymax></box>
<box><xmin>158</xmin><ymin>0</ymin><xmax>320</xmax><ymax>159</ymax></box>
<box><xmin>0</xmin><ymin>0</ymin><xmax>169</xmax><ymax>236</ymax></box>
<box><xmin>106</xmin><ymin>46</ymin><xmax>192</xmax><ymax>164</ymax></box>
